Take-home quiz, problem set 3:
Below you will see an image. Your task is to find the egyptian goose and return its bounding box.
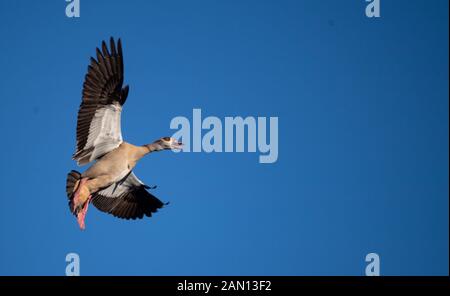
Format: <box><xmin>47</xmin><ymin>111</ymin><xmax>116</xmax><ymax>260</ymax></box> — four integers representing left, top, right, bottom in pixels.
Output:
<box><xmin>66</xmin><ymin>38</ymin><xmax>182</xmax><ymax>230</ymax></box>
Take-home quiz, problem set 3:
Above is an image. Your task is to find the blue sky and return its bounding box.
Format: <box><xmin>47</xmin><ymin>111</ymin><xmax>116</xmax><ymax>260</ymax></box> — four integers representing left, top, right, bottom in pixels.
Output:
<box><xmin>0</xmin><ymin>0</ymin><xmax>448</xmax><ymax>275</ymax></box>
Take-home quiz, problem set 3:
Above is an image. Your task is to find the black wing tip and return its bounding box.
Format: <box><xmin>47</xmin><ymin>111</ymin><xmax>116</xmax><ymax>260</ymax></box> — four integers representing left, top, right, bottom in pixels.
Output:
<box><xmin>110</xmin><ymin>36</ymin><xmax>120</xmax><ymax>45</ymax></box>
<box><xmin>119</xmin><ymin>85</ymin><xmax>129</xmax><ymax>105</ymax></box>
<box><xmin>100</xmin><ymin>204</ymin><xmax>168</xmax><ymax>220</ymax></box>
<box><xmin>101</xmin><ymin>40</ymin><xmax>109</xmax><ymax>56</ymax></box>
<box><xmin>94</xmin><ymin>37</ymin><xmax>121</xmax><ymax>56</ymax></box>
<box><xmin>117</xmin><ymin>38</ymin><xmax>123</xmax><ymax>55</ymax></box>
<box><xmin>89</xmin><ymin>38</ymin><xmax>123</xmax><ymax>62</ymax></box>
<box><xmin>95</xmin><ymin>47</ymin><xmax>104</xmax><ymax>60</ymax></box>
<box><xmin>109</xmin><ymin>38</ymin><xmax>117</xmax><ymax>55</ymax></box>
<box><xmin>105</xmin><ymin>37</ymin><xmax>123</xmax><ymax>55</ymax></box>
<box><xmin>89</xmin><ymin>56</ymin><xmax>98</xmax><ymax>64</ymax></box>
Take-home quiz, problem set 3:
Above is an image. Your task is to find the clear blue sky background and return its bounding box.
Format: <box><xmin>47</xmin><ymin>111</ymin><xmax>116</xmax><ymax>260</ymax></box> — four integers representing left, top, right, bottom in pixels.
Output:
<box><xmin>0</xmin><ymin>0</ymin><xmax>448</xmax><ymax>275</ymax></box>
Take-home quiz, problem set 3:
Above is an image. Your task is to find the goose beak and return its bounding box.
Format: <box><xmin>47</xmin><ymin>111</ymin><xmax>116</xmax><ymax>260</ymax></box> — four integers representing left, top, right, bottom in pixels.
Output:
<box><xmin>172</xmin><ymin>141</ymin><xmax>183</xmax><ymax>150</ymax></box>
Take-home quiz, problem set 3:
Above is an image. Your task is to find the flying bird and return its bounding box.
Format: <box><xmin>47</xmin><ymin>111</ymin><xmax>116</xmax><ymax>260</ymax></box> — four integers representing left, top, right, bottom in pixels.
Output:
<box><xmin>66</xmin><ymin>37</ymin><xmax>182</xmax><ymax>230</ymax></box>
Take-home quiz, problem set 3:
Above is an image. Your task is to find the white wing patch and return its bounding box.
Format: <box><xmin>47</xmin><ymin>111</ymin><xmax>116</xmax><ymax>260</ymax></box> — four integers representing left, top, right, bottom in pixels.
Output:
<box><xmin>97</xmin><ymin>172</ymin><xmax>145</xmax><ymax>198</ymax></box>
<box><xmin>79</xmin><ymin>104</ymin><xmax>123</xmax><ymax>164</ymax></box>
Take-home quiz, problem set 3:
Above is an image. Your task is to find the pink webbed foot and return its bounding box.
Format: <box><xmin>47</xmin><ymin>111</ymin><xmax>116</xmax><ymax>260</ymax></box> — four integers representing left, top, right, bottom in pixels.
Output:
<box><xmin>77</xmin><ymin>195</ymin><xmax>91</xmax><ymax>230</ymax></box>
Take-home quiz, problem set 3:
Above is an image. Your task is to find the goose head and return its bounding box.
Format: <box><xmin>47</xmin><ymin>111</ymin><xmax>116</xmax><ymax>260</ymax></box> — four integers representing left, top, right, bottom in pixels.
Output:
<box><xmin>155</xmin><ymin>137</ymin><xmax>183</xmax><ymax>150</ymax></box>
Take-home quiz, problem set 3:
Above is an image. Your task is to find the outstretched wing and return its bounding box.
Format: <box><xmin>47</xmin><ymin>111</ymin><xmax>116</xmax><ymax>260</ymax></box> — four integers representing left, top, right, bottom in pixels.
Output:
<box><xmin>73</xmin><ymin>37</ymin><xmax>129</xmax><ymax>166</ymax></box>
<box><xmin>91</xmin><ymin>172</ymin><xmax>167</xmax><ymax>220</ymax></box>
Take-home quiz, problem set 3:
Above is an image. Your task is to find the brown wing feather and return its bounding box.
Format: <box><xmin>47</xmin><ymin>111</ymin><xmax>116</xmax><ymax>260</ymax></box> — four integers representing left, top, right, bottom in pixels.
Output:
<box><xmin>91</xmin><ymin>172</ymin><xmax>167</xmax><ymax>220</ymax></box>
<box><xmin>92</xmin><ymin>186</ymin><xmax>166</xmax><ymax>220</ymax></box>
<box><xmin>73</xmin><ymin>37</ymin><xmax>129</xmax><ymax>165</ymax></box>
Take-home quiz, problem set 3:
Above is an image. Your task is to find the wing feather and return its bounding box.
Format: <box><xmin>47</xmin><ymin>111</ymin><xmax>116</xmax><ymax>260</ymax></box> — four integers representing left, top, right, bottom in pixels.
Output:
<box><xmin>73</xmin><ymin>37</ymin><xmax>129</xmax><ymax>165</ymax></box>
<box><xmin>91</xmin><ymin>172</ymin><xmax>167</xmax><ymax>220</ymax></box>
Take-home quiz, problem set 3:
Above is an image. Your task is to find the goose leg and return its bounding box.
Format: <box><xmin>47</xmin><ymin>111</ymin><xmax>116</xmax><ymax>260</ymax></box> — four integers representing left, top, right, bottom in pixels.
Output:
<box><xmin>77</xmin><ymin>195</ymin><xmax>91</xmax><ymax>230</ymax></box>
<box><xmin>73</xmin><ymin>178</ymin><xmax>88</xmax><ymax>209</ymax></box>
<box><xmin>72</xmin><ymin>177</ymin><xmax>92</xmax><ymax>230</ymax></box>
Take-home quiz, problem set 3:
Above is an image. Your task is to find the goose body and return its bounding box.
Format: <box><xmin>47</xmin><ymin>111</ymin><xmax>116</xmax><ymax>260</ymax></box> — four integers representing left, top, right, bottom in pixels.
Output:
<box><xmin>66</xmin><ymin>38</ymin><xmax>182</xmax><ymax>229</ymax></box>
<box><xmin>82</xmin><ymin>142</ymin><xmax>144</xmax><ymax>190</ymax></box>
